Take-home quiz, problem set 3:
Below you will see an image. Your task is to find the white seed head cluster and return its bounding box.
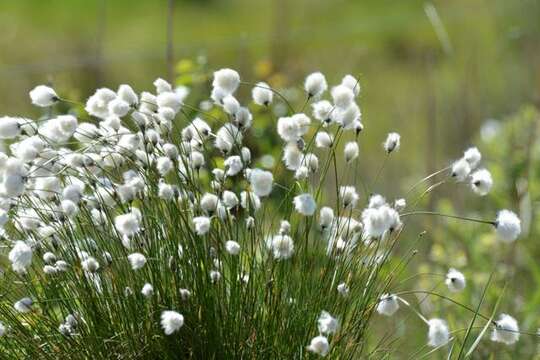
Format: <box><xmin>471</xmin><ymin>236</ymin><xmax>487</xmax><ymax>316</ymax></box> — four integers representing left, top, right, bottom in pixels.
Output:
<box><xmin>0</xmin><ymin>69</ymin><xmax>524</xmax><ymax>357</ymax></box>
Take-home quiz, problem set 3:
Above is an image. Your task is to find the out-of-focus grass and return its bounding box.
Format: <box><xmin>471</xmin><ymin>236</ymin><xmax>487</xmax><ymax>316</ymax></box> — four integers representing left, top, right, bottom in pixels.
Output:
<box><xmin>1</xmin><ymin>1</ymin><xmax>538</xmax><ymax>164</ymax></box>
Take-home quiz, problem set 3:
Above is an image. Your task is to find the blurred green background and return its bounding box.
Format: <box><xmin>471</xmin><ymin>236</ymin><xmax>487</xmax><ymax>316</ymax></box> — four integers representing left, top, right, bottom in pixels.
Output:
<box><xmin>1</xmin><ymin>0</ymin><xmax>539</xmax><ymax>187</ymax></box>
<box><xmin>2</xmin><ymin>0</ymin><xmax>540</xmax><ymax>357</ymax></box>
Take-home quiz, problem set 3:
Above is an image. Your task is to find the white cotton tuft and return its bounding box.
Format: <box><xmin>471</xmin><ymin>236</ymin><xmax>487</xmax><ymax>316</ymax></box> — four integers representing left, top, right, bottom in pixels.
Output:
<box><xmin>57</xmin><ymin>115</ymin><xmax>78</xmax><ymax>136</ymax></box>
<box><xmin>341</xmin><ymin>74</ymin><xmax>360</xmax><ymax>96</ymax></box>
<box><xmin>344</xmin><ymin>142</ymin><xmax>359</xmax><ymax>163</ymax></box>
<box><xmin>295</xmin><ymin>166</ymin><xmax>309</xmax><ymax>180</ymax></box>
<box><xmin>8</xmin><ymin>241</ymin><xmax>32</xmax><ymax>273</ymax></box>
<box><xmin>108</xmin><ymin>98</ymin><xmax>130</xmax><ymax>117</ymax></box>
<box><xmin>61</xmin><ymin>199</ymin><xmax>78</xmax><ymax>218</ymax></box>
<box><xmin>114</xmin><ymin>212</ymin><xmax>141</xmax><ymax>237</ymax></box>
<box><xmin>14</xmin><ymin>297</ymin><xmax>33</xmax><ymax>313</ymax></box>
<box><xmin>29</xmin><ymin>85</ymin><xmax>58</xmax><ymax>107</ymax></box>
<box><xmin>307</xmin><ymin>335</ymin><xmax>329</xmax><ymax>357</ymax></box>
<box><xmin>293</xmin><ymin>194</ymin><xmax>317</xmax><ymax>216</ymax></box>
<box><xmin>225</xmin><ymin>240</ymin><xmax>241</xmax><ymax>255</ymax></box>
<box><xmin>81</xmin><ymin>257</ymin><xmax>100</xmax><ymax>273</ymax></box>
<box><xmin>332</xmin><ymin>103</ymin><xmax>360</xmax><ymax>129</ymax></box>
<box><xmin>312</xmin><ymin>100</ymin><xmax>333</xmax><ymax>125</ymax></box>
<box><xmin>451</xmin><ymin>158</ymin><xmax>471</xmax><ymax>181</ymax></box>
<box><xmin>339</xmin><ymin>186</ymin><xmax>359</xmax><ymax>209</ymax></box>
<box><xmin>0</xmin><ymin>321</ymin><xmax>5</xmax><ymax>337</ymax></box>
<box><xmin>252</xmin><ymin>82</ymin><xmax>273</xmax><ymax>105</ymax></box>
<box><xmin>269</xmin><ymin>234</ymin><xmax>294</xmax><ymax>260</ymax></box>
<box><xmin>470</xmin><ymin>168</ymin><xmax>493</xmax><ymax>196</ymax></box>
<box><xmin>337</xmin><ymin>283</ymin><xmax>349</xmax><ymax>297</ymax></box>
<box><xmin>427</xmin><ymin>318</ymin><xmax>450</xmax><ymax>347</ymax></box>
<box><xmin>85</xmin><ymin>88</ymin><xmax>116</xmax><ymax>119</ymax></box>
<box><xmin>315</xmin><ymin>132</ymin><xmax>333</xmax><ymax>148</ymax></box>
<box><xmin>376</xmin><ymin>294</ymin><xmax>399</xmax><ymax>316</ymax></box>
<box><xmin>215</xmin><ymin>124</ymin><xmax>242</xmax><ymax>154</ymax></box>
<box><xmin>158</xmin><ymin>183</ymin><xmax>175</xmax><ymax>200</ymax></box>
<box><xmin>362</xmin><ymin>204</ymin><xmax>401</xmax><ymax>238</ymax></box>
<box><xmin>319</xmin><ymin>207</ymin><xmax>334</xmax><ymax>230</ymax></box>
<box><xmin>384</xmin><ymin>132</ymin><xmax>401</xmax><ymax>153</ymax></box>
<box><xmin>210</xmin><ymin>270</ymin><xmax>221</xmax><ymax>283</ymax></box>
<box><xmin>463</xmin><ymin>147</ymin><xmax>482</xmax><ymax>169</ymax></box>
<box><xmin>117</xmin><ymin>84</ymin><xmax>138</xmax><ymax>106</ymax></box>
<box><xmin>277</xmin><ymin>114</ymin><xmax>310</xmax><ymax>143</ymax></box>
<box><xmin>160</xmin><ymin>310</ymin><xmax>184</xmax><ymax>335</ymax></box>
<box><xmin>282</xmin><ymin>143</ymin><xmax>302</xmax><ymax>170</ymax></box>
<box><xmin>127</xmin><ymin>253</ymin><xmax>147</xmax><ymax>270</ymax></box>
<box><xmin>491</xmin><ymin>314</ymin><xmax>519</xmax><ymax>345</ymax></box>
<box><xmin>222</xmin><ymin>95</ymin><xmax>240</xmax><ymax>116</ymax></box>
<box><xmin>0</xmin><ymin>117</ymin><xmax>21</xmax><ymax>139</ymax></box>
<box><xmin>193</xmin><ymin>216</ymin><xmax>211</xmax><ymax>235</ymax></box>
<box><xmin>157</xmin><ymin>92</ymin><xmax>183</xmax><ymax>113</ymax></box>
<box><xmin>153</xmin><ymin>78</ymin><xmax>172</xmax><ymax>94</ymax></box>
<box><xmin>304</xmin><ymin>72</ymin><xmax>328</xmax><ymax>98</ymax></box>
<box><xmin>223</xmin><ymin>155</ymin><xmax>243</xmax><ymax>177</ymax></box>
<box><xmin>318</xmin><ymin>311</ymin><xmax>339</xmax><ymax>335</ymax></box>
<box><xmin>222</xmin><ymin>191</ymin><xmax>239</xmax><ymax>209</ymax></box>
<box><xmin>331</xmin><ymin>85</ymin><xmax>354</xmax><ymax>109</ymax></box>
<box><xmin>368</xmin><ymin>194</ymin><xmax>386</xmax><ymax>209</ymax></box>
<box><xmin>445</xmin><ymin>268</ymin><xmax>466</xmax><ymax>292</ymax></box>
<box><xmin>213</xmin><ymin>68</ymin><xmax>240</xmax><ymax>94</ymax></box>
<box><xmin>249</xmin><ymin>169</ymin><xmax>273</xmax><ymax>197</ymax></box>
<box><xmin>156</xmin><ymin>156</ymin><xmax>173</xmax><ymax>176</ymax></box>
<box><xmin>495</xmin><ymin>210</ymin><xmax>521</xmax><ymax>242</ymax></box>
<box><xmin>200</xmin><ymin>193</ymin><xmax>219</xmax><ymax>214</ymax></box>
<box><xmin>141</xmin><ymin>283</ymin><xmax>154</xmax><ymax>298</ymax></box>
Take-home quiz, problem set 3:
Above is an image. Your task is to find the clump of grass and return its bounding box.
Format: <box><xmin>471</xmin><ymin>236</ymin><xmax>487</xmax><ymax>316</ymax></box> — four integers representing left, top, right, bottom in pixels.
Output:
<box><xmin>0</xmin><ymin>70</ymin><xmax>531</xmax><ymax>358</ymax></box>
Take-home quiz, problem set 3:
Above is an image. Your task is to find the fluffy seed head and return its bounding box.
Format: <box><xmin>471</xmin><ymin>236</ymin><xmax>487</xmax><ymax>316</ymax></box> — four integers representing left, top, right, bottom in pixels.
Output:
<box><xmin>384</xmin><ymin>132</ymin><xmax>401</xmax><ymax>153</ymax></box>
<box><xmin>344</xmin><ymin>142</ymin><xmax>359</xmax><ymax>162</ymax></box>
<box><xmin>249</xmin><ymin>169</ymin><xmax>274</xmax><ymax>197</ymax></box>
<box><xmin>304</xmin><ymin>72</ymin><xmax>328</xmax><ymax>98</ymax></box>
<box><xmin>427</xmin><ymin>319</ymin><xmax>450</xmax><ymax>347</ymax></box>
<box><xmin>0</xmin><ymin>117</ymin><xmax>21</xmax><ymax>139</ymax></box>
<box><xmin>293</xmin><ymin>194</ymin><xmax>317</xmax><ymax>216</ymax></box>
<box><xmin>252</xmin><ymin>82</ymin><xmax>273</xmax><ymax>106</ymax></box>
<box><xmin>213</xmin><ymin>68</ymin><xmax>240</xmax><ymax>94</ymax></box>
<box><xmin>8</xmin><ymin>241</ymin><xmax>32</xmax><ymax>273</ymax></box>
<box><xmin>451</xmin><ymin>158</ymin><xmax>471</xmax><ymax>182</ymax></box>
<box><xmin>445</xmin><ymin>268</ymin><xmax>466</xmax><ymax>292</ymax></box>
<box><xmin>29</xmin><ymin>85</ymin><xmax>58</xmax><ymax>107</ymax></box>
<box><xmin>225</xmin><ymin>240</ymin><xmax>241</xmax><ymax>255</ymax></box>
<box><xmin>160</xmin><ymin>311</ymin><xmax>184</xmax><ymax>335</ymax></box>
<box><xmin>307</xmin><ymin>335</ymin><xmax>329</xmax><ymax>356</ymax></box>
<box><xmin>331</xmin><ymin>85</ymin><xmax>355</xmax><ymax>109</ymax></box>
<box><xmin>470</xmin><ymin>169</ymin><xmax>493</xmax><ymax>196</ymax></box>
<box><xmin>491</xmin><ymin>314</ymin><xmax>519</xmax><ymax>345</ymax></box>
<box><xmin>127</xmin><ymin>253</ymin><xmax>147</xmax><ymax>270</ymax></box>
<box><xmin>318</xmin><ymin>311</ymin><xmax>339</xmax><ymax>335</ymax></box>
<box><xmin>463</xmin><ymin>147</ymin><xmax>482</xmax><ymax>169</ymax></box>
<box><xmin>376</xmin><ymin>294</ymin><xmax>399</xmax><ymax>316</ymax></box>
<box><xmin>191</xmin><ymin>214</ymin><xmax>210</xmax><ymax>235</ymax></box>
<box><xmin>495</xmin><ymin>210</ymin><xmax>521</xmax><ymax>242</ymax></box>
<box><xmin>315</xmin><ymin>131</ymin><xmax>333</xmax><ymax>148</ymax></box>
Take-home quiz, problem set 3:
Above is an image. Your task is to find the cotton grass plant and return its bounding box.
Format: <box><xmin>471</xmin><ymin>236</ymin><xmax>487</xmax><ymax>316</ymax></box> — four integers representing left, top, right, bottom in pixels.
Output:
<box><xmin>0</xmin><ymin>69</ymin><xmax>533</xmax><ymax>358</ymax></box>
